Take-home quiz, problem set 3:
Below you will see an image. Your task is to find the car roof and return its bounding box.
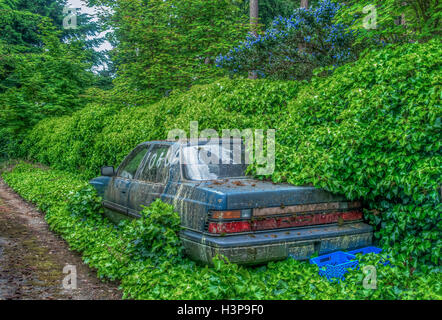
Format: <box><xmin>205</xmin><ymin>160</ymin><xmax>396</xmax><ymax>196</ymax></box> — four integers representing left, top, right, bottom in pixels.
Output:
<box><xmin>138</xmin><ymin>138</ymin><xmax>244</xmax><ymax>147</ymax></box>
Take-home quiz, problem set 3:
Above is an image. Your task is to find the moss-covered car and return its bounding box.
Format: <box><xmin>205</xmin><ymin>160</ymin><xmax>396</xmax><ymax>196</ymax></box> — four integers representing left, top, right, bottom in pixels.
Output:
<box><xmin>90</xmin><ymin>139</ymin><xmax>372</xmax><ymax>265</ymax></box>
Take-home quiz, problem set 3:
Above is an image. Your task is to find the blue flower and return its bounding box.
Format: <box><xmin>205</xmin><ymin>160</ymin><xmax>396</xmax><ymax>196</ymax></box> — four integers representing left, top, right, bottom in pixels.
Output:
<box><xmin>217</xmin><ymin>0</ymin><xmax>354</xmax><ymax>75</ymax></box>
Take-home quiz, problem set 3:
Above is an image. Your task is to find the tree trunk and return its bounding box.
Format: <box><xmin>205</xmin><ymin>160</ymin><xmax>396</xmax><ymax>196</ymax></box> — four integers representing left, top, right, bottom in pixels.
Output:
<box><xmin>298</xmin><ymin>0</ymin><xmax>308</xmax><ymax>53</ymax></box>
<box><xmin>249</xmin><ymin>0</ymin><xmax>259</xmax><ymax>79</ymax></box>
<box><xmin>250</xmin><ymin>0</ymin><xmax>259</xmax><ymax>37</ymax></box>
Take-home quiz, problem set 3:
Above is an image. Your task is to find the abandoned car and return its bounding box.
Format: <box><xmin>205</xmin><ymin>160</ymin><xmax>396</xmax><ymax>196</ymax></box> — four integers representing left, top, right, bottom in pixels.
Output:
<box><xmin>89</xmin><ymin>139</ymin><xmax>373</xmax><ymax>265</ymax></box>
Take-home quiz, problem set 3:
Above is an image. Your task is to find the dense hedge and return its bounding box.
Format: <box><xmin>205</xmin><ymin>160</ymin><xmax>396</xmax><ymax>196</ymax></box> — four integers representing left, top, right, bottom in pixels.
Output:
<box><xmin>22</xmin><ymin>79</ymin><xmax>299</xmax><ymax>178</ymax></box>
<box><xmin>3</xmin><ymin>163</ymin><xmax>441</xmax><ymax>300</ymax></box>
<box><xmin>21</xmin><ymin>40</ymin><xmax>441</xmax><ymax>266</ymax></box>
<box><xmin>272</xmin><ymin>40</ymin><xmax>441</xmax><ymax>266</ymax></box>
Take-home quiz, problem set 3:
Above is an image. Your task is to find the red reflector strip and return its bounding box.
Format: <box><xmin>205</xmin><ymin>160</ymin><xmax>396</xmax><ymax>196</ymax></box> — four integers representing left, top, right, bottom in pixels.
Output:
<box><xmin>251</xmin><ymin>210</ymin><xmax>363</xmax><ymax>231</ymax></box>
<box><xmin>253</xmin><ymin>202</ymin><xmax>361</xmax><ymax>216</ymax></box>
<box><xmin>208</xmin><ymin>221</ymin><xmax>251</xmax><ymax>234</ymax></box>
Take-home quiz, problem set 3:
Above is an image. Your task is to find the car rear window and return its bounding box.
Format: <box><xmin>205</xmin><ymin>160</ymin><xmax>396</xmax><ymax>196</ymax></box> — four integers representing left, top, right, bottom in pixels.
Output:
<box><xmin>182</xmin><ymin>143</ymin><xmax>249</xmax><ymax>181</ymax></box>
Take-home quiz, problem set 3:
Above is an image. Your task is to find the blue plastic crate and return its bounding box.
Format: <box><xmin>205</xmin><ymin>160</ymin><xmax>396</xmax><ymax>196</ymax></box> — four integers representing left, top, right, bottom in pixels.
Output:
<box><xmin>310</xmin><ymin>251</ymin><xmax>358</xmax><ymax>281</ymax></box>
<box><xmin>348</xmin><ymin>246</ymin><xmax>390</xmax><ymax>266</ymax></box>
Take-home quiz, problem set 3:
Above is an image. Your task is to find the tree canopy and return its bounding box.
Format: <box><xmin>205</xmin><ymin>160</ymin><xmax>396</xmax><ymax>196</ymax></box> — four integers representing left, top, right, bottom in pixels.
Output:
<box><xmin>0</xmin><ymin>0</ymin><xmax>101</xmax><ymax>157</ymax></box>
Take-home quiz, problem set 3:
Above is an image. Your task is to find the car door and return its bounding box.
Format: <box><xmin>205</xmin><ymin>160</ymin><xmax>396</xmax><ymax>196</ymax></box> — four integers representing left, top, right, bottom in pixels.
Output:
<box><xmin>103</xmin><ymin>144</ymin><xmax>149</xmax><ymax>221</ymax></box>
<box><xmin>127</xmin><ymin>144</ymin><xmax>171</xmax><ymax>217</ymax></box>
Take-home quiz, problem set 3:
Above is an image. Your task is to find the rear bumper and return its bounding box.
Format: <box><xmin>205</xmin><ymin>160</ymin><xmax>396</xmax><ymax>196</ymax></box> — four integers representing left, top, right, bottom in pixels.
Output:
<box><xmin>180</xmin><ymin>222</ymin><xmax>373</xmax><ymax>265</ymax></box>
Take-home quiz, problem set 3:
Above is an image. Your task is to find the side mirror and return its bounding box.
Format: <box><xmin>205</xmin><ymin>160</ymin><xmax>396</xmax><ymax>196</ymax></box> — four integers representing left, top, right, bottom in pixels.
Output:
<box><xmin>101</xmin><ymin>166</ymin><xmax>115</xmax><ymax>177</ymax></box>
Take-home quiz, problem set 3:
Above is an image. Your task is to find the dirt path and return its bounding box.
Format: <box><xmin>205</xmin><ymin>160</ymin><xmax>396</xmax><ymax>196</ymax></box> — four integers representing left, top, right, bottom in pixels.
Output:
<box><xmin>0</xmin><ymin>178</ymin><xmax>122</xmax><ymax>300</ymax></box>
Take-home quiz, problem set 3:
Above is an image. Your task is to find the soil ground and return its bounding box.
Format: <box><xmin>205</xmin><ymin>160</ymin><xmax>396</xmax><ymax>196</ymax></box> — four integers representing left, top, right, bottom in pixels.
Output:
<box><xmin>0</xmin><ymin>178</ymin><xmax>122</xmax><ymax>300</ymax></box>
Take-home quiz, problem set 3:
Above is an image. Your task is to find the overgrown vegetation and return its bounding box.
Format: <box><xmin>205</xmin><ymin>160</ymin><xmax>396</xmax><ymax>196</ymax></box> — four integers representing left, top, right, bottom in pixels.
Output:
<box><xmin>218</xmin><ymin>0</ymin><xmax>441</xmax><ymax>80</ymax></box>
<box><xmin>217</xmin><ymin>0</ymin><xmax>357</xmax><ymax>80</ymax></box>
<box><xmin>3</xmin><ymin>162</ymin><xmax>440</xmax><ymax>300</ymax></box>
<box><xmin>20</xmin><ymin>40</ymin><xmax>442</xmax><ymax>267</ymax></box>
<box><xmin>272</xmin><ymin>39</ymin><xmax>442</xmax><ymax>266</ymax></box>
<box><xmin>93</xmin><ymin>0</ymin><xmax>249</xmax><ymax>105</ymax></box>
<box><xmin>1</xmin><ymin>0</ymin><xmax>440</xmax><ymax>300</ymax></box>
<box><xmin>22</xmin><ymin>79</ymin><xmax>300</xmax><ymax>177</ymax></box>
<box><xmin>0</xmin><ymin>0</ymin><xmax>105</xmax><ymax>159</ymax></box>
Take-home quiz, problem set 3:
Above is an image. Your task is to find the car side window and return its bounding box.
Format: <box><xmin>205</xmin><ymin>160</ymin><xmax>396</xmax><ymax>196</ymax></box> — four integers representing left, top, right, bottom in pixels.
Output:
<box><xmin>118</xmin><ymin>146</ymin><xmax>149</xmax><ymax>179</ymax></box>
<box><xmin>140</xmin><ymin>145</ymin><xmax>170</xmax><ymax>183</ymax></box>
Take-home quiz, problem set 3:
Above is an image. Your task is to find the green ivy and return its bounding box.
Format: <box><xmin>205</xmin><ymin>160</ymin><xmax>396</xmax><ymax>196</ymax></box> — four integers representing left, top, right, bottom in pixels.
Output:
<box><xmin>22</xmin><ymin>78</ymin><xmax>299</xmax><ymax>178</ymax></box>
<box><xmin>271</xmin><ymin>39</ymin><xmax>441</xmax><ymax>266</ymax></box>
<box><xmin>19</xmin><ymin>39</ymin><xmax>442</xmax><ymax>267</ymax></box>
<box><xmin>2</xmin><ymin>163</ymin><xmax>441</xmax><ymax>300</ymax></box>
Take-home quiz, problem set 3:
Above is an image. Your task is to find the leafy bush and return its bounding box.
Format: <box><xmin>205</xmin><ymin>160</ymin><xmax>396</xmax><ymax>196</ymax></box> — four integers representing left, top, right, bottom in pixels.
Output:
<box><xmin>2</xmin><ymin>163</ymin><xmax>441</xmax><ymax>300</ymax></box>
<box><xmin>270</xmin><ymin>39</ymin><xmax>441</xmax><ymax>266</ymax></box>
<box><xmin>216</xmin><ymin>0</ymin><xmax>356</xmax><ymax>80</ymax></box>
<box><xmin>23</xmin><ymin>102</ymin><xmax>121</xmax><ymax>175</ymax></box>
<box><xmin>23</xmin><ymin>78</ymin><xmax>300</xmax><ymax>178</ymax></box>
<box><xmin>119</xmin><ymin>200</ymin><xmax>184</xmax><ymax>264</ymax></box>
<box><xmin>67</xmin><ymin>185</ymin><xmax>105</xmax><ymax>220</ymax></box>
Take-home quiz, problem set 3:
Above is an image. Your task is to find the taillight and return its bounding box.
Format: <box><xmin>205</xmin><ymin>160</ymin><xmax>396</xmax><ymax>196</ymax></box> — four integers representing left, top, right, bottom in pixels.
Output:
<box><xmin>212</xmin><ymin>210</ymin><xmax>240</xmax><ymax>219</ymax></box>
<box><xmin>208</xmin><ymin>209</ymin><xmax>252</xmax><ymax>234</ymax></box>
<box><xmin>211</xmin><ymin>209</ymin><xmax>252</xmax><ymax>219</ymax></box>
<box><xmin>208</xmin><ymin>221</ymin><xmax>251</xmax><ymax>234</ymax></box>
<box><xmin>207</xmin><ymin>203</ymin><xmax>363</xmax><ymax>235</ymax></box>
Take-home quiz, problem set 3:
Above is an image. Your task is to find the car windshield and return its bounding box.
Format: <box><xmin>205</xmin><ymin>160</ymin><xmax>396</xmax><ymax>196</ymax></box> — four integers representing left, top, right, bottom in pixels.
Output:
<box><xmin>181</xmin><ymin>143</ymin><xmax>249</xmax><ymax>181</ymax></box>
